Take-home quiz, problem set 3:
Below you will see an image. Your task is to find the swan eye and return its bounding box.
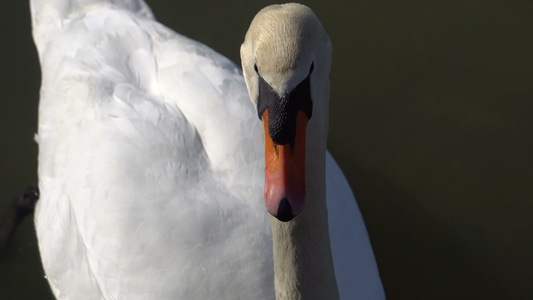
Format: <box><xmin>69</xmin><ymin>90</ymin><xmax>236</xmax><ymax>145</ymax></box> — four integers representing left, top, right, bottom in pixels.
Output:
<box><xmin>309</xmin><ymin>62</ymin><xmax>314</xmax><ymax>75</ymax></box>
<box><xmin>254</xmin><ymin>63</ymin><xmax>259</xmax><ymax>74</ymax></box>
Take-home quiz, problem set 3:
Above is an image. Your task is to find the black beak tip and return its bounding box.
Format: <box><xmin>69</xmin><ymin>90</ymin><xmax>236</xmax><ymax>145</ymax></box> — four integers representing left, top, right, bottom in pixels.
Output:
<box><xmin>275</xmin><ymin>197</ymin><xmax>295</xmax><ymax>222</ymax></box>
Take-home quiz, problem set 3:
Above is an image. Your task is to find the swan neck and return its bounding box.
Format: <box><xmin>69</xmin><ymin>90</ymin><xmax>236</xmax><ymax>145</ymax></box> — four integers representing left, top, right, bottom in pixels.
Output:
<box><xmin>271</xmin><ymin>142</ymin><xmax>339</xmax><ymax>299</ymax></box>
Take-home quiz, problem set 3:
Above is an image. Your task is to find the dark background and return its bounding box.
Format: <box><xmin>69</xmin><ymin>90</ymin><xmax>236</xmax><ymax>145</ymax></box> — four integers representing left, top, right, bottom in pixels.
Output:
<box><xmin>1</xmin><ymin>1</ymin><xmax>531</xmax><ymax>299</ymax></box>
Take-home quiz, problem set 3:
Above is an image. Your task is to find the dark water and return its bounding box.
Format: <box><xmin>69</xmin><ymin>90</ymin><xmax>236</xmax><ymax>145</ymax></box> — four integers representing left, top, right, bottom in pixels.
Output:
<box><xmin>1</xmin><ymin>1</ymin><xmax>531</xmax><ymax>299</ymax></box>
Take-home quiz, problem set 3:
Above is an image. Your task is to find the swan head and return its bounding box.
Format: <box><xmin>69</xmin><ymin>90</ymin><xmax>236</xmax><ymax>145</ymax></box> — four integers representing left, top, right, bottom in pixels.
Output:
<box><xmin>241</xmin><ymin>3</ymin><xmax>332</xmax><ymax>222</ymax></box>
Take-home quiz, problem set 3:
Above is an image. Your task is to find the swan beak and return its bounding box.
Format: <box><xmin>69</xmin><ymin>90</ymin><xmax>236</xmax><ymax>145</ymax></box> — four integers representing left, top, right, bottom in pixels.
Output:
<box><xmin>262</xmin><ymin>109</ymin><xmax>307</xmax><ymax>222</ymax></box>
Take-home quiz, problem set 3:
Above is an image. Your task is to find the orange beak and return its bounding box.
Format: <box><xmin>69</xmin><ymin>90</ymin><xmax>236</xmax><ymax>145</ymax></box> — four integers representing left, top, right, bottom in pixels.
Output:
<box><xmin>262</xmin><ymin>109</ymin><xmax>308</xmax><ymax>221</ymax></box>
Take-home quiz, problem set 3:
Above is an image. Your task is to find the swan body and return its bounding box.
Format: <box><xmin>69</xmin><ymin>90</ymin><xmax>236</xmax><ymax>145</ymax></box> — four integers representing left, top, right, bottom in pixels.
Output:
<box><xmin>31</xmin><ymin>0</ymin><xmax>385</xmax><ymax>299</ymax></box>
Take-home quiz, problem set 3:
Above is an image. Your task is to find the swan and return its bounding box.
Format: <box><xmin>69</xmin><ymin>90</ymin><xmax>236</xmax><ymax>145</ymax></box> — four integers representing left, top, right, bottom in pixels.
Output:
<box><xmin>31</xmin><ymin>0</ymin><xmax>385</xmax><ymax>299</ymax></box>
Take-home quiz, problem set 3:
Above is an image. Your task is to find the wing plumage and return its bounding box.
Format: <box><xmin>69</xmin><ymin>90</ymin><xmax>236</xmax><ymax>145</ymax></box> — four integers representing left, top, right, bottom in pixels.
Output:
<box><xmin>326</xmin><ymin>153</ymin><xmax>386</xmax><ymax>299</ymax></box>
<box><xmin>33</xmin><ymin>2</ymin><xmax>272</xmax><ymax>299</ymax></box>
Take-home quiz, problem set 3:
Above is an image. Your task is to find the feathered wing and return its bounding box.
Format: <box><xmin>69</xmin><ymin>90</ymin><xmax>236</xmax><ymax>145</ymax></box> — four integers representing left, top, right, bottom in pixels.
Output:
<box><xmin>33</xmin><ymin>2</ymin><xmax>273</xmax><ymax>299</ymax></box>
<box><xmin>326</xmin><ymin>152</ymin><xmax>386</xmax><ymax>299</ymax></box>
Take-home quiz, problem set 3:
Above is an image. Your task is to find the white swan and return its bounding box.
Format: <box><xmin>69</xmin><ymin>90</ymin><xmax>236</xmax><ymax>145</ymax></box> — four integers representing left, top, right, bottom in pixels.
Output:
<box><xmin>31</xmin><ymin>0</ymin><xmax>385</xmax><ymax>299</ymax></box>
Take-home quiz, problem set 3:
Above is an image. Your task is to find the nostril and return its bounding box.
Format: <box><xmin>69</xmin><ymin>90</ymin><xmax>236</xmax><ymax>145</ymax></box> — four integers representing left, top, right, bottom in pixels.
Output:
<box><xmin>275</xmin><ymin>197</ymin><xmax>294</xmax><ymax>222</ymax></box>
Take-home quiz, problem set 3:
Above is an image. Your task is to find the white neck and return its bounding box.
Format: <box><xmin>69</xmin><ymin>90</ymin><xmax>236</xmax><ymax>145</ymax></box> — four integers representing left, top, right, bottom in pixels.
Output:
<box><xmin>270</xmin><ymin>104</ymin><xmax>339</xmax><ymax>300</ymax></box>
